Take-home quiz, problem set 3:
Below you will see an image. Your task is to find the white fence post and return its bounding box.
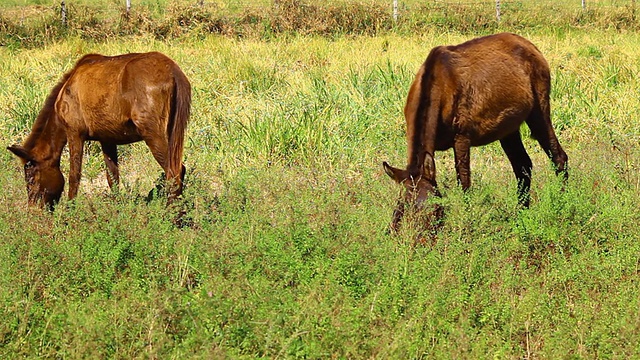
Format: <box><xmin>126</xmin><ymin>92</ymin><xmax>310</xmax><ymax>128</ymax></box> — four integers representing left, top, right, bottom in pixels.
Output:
<box><xmin>61</xmin><ymin>0</ymin><xmax>67</xmax><ymax>26</ymax></box>
<box><xmin>126</xmin><ymin>0</ymin><xmax>131</xmax><ymax>16</ymax></box>
<box><xmin>582</xmin><ymin>0</ymin><xmax>586</xmax><ymax>10</ymax></box>
<box><xmin>393</xmin><ymin>0</ymin><xmax>398</xmax><ymax>21</ymax></box>
<box><xmin>496</xmin><ymin>0</ymin><xmax>501</xmax><ymax>22</ymax></box>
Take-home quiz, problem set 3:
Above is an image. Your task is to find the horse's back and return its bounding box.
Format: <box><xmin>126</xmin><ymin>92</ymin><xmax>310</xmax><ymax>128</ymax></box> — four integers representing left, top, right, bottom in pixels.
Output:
<box><xmin>444</xmin><ymin>33</ymin><xmax>547</xmax><ymax>85</ymax></box>
<box><xmin>70</xmin><ymin>52</ymin><xmax>178</xmax><ymax>88</ymax></box>
<box><xmin>56</xmin><ymin>52</ymin><xmax>183</xmax><ymax>143</ymax></box>
<box><xmin>434</xmin><ymin>33</ymin><xmax>548</xmax><ymax>145</ymax></box>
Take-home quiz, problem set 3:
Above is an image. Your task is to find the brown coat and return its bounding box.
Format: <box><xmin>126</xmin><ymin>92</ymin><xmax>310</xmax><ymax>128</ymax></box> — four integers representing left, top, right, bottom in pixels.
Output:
<box><xmin>384</xmin><ymin>33</ymin><xmax>568</xmax><ymax>231</ymax></box>
<box><xmin>8</xmin><ymin>52</ymin><xmax>191</xmax><ymax>208</ymax></box>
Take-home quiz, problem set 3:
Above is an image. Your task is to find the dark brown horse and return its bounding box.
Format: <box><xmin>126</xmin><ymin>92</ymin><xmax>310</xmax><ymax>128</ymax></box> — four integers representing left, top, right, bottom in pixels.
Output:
<box><xmin>383</xmin><ymin>33</ymin><xmax>568</xmax><ymax>232</ymax></box>
<box><xmin>8</xmin><ymin>51</ymin><xmax>191</xmax><ymax>208</ymax></box>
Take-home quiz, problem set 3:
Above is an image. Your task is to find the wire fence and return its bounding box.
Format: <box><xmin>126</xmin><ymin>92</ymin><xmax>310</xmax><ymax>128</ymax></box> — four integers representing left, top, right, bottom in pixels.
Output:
<box><xmin>3</xmin><ymin>0</ymin><xmax>638</xmax><ymax>29</ymax></box>
<box><xmin>7</xmin><ymin>0</ymin><xmax>639</xmax><ymax>13</ymax></box>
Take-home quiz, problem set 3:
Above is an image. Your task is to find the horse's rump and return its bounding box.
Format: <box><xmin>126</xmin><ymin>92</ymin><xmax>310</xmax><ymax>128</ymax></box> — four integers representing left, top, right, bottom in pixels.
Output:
<box><xmin>57</xmin><ymin>52</ymin><xmax>185</xmax><ymax>144</ymax></box>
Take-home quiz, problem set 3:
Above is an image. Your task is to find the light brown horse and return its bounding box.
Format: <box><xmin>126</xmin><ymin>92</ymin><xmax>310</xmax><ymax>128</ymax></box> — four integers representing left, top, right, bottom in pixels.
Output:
<box><xmin>8</xmin><ymin>51</ymin><xmax>191</xmax><ymax>208</ymax></box>
<box><xmin>383</xmin><ymin>33</ymin><xmax>568</xmax><ymax>231</ymax></box>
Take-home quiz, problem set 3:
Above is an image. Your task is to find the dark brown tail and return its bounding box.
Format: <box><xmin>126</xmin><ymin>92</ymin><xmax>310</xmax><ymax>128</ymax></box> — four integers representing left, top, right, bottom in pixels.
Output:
<box><xmin>527</xmin><ymin>58</ymin><xmax>552</xmax><ymax>142</ymax></box>
<box><xmin>167</xmin><ymin>66</ymin><xmax>191</xmax><ymax>181</ymax></box>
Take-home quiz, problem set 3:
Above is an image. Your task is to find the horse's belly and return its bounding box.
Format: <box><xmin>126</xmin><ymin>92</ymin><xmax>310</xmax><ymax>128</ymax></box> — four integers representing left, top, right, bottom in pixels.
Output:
<box><xmin>86</xmin><ymin>119</ymin><xmax>143</xmax><ymax>144</ymax></box>
<box><xmin>468</xmin><ymin>104</ymin><xmax>530</xmax><ymax>146</ymax></box>
<box><xmin>470</xmin><ymin>129</ymin><xmax>518</xmax><ymax>146</ymax></box>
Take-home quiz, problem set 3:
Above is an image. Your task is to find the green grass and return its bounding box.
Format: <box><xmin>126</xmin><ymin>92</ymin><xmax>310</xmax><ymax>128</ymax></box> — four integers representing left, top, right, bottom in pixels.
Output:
<box><xmin>1</xmin><ymin>28</ymin><xmax>640</xmax><ymax>358</ymax></box>
<box><xmin>2</xmin><ymin>0</ymin><xmax>640</xmax><ymax>49</ymax></box>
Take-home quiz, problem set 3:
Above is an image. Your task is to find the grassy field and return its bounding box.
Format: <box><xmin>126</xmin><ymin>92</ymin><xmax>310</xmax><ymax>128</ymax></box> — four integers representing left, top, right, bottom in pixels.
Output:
<box><xmin>1</xmin><ymin>22</ymin><xmax>640</xmax><ymax>359</ymax></box>
<box><xmin>3</xmin><ymin>0</ymin><xmax>640</xmax><ymax>50</ymax></box>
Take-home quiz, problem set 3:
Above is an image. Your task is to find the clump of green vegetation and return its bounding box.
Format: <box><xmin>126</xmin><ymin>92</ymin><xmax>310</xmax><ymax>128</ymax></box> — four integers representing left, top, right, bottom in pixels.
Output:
<box><xmin>2</xmin><ymin>0</ymin><xmax>640</xmax><ymax>48</ymax></box>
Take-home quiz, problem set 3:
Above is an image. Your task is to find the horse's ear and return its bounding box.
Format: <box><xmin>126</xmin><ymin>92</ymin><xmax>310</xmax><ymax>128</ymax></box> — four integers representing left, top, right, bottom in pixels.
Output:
<box><xmin>7</xmin><ymin>145</ymin><xmax>34</xmax><ymax>162</ymax></box>
<box><xmin>424</xmin><ymin>153</ymin><xmax>436</xmax><ymax>180</ymax></box>
<box><xmin>383</xmin><ymin>161</ymin><xmax>408</xmax><ymax>183</ymax></box>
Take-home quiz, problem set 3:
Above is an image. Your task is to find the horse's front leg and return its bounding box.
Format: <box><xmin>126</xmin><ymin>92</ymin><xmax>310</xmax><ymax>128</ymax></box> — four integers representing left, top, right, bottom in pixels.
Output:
<box><xmin>101</xmin><ymin>142</ymin><xmax>120</xmax><ymax>190</ymax></box>
<box><xmin>453</xmin><ymin>135</ymin><xmax>471</xmax><ymax>190</ymax></box>
<box><xmin>67</xmin><ymin>136</ymin><xmax>85</xmax><ymax>200</ymax></box>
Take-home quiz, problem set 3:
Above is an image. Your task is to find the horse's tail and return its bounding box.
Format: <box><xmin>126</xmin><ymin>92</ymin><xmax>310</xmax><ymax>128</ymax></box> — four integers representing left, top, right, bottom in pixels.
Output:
<box><xmin>527</xmin><ymin>51</ymin><xmax>552</xmax><ymax>142</ymax></box>
<box><xmin>167</xmin><ymin>65</ymin><xmax>191</xmax><ymax>182</ymax></box>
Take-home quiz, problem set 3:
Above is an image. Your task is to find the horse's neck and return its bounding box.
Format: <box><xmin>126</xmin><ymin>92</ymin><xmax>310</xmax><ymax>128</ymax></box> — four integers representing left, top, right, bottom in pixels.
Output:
<box><xmin>405</xmin><ymin>123</ymin><xmax>426</xmax><ymax>176</ymax></box>
<box><xmin>28</xmin><ymin>116</ymin><xmax>67</xmax><ymax>163</ymax></box>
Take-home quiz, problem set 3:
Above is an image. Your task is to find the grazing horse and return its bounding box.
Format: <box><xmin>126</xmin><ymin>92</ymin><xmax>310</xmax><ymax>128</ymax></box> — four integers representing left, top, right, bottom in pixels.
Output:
<box><xmin>383</xmin><ymin>33</ymin><xmax>568</xmax><ymax>232</ymax></box>
<box><xmin>8</xmin><ymin>51</ymin><xmax>191</xmax><ymax>208</ymax></box>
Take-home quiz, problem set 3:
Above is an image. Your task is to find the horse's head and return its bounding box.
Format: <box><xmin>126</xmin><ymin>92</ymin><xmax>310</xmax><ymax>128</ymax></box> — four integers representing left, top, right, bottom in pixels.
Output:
<box><xmin>8</xmin><ymin>145</ymin><xmax>64</xmax><ymax>209</ymax></box>
<box><xmin>383</xmin><ymin>153</ymin><xmax>442</xmax><ymax>232</ymax></box>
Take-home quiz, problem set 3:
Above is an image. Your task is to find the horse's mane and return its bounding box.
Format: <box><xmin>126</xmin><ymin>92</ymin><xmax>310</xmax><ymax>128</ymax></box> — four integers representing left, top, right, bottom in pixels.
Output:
<box><xmin>23</xmin><ymin>54</ymin><xmax>102</xmax><ymax>150</ymax></box>
<box><xmin>22</xmin><ymin>72</ymin><xmax>72</xmax><ymax>150</ymax></box>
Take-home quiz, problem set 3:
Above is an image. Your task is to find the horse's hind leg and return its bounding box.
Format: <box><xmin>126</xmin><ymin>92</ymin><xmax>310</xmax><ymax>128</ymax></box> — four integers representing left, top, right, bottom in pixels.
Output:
<box><xmin>528</xmin><ymin>82</ymin><xmax>568</xmax><ymax>179</ymax></box>
<box><xmin>141</xmin><ymin>135</ymin><xmax>183</xmax><ymax>202</ymax></box>
<box><xmin>528</xmin><ymin>116</ymin><xmax>568</xmax><ymax>179</ymax></box>
<box><xmin>500</xmin><ymin>131</ymin><xmax>533</xmax><ymax>207</ymax></box>
<box><xmin>101</xmin><ymin>142</ymin><xmax>119</xmax><ymax>190</ymax></box>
